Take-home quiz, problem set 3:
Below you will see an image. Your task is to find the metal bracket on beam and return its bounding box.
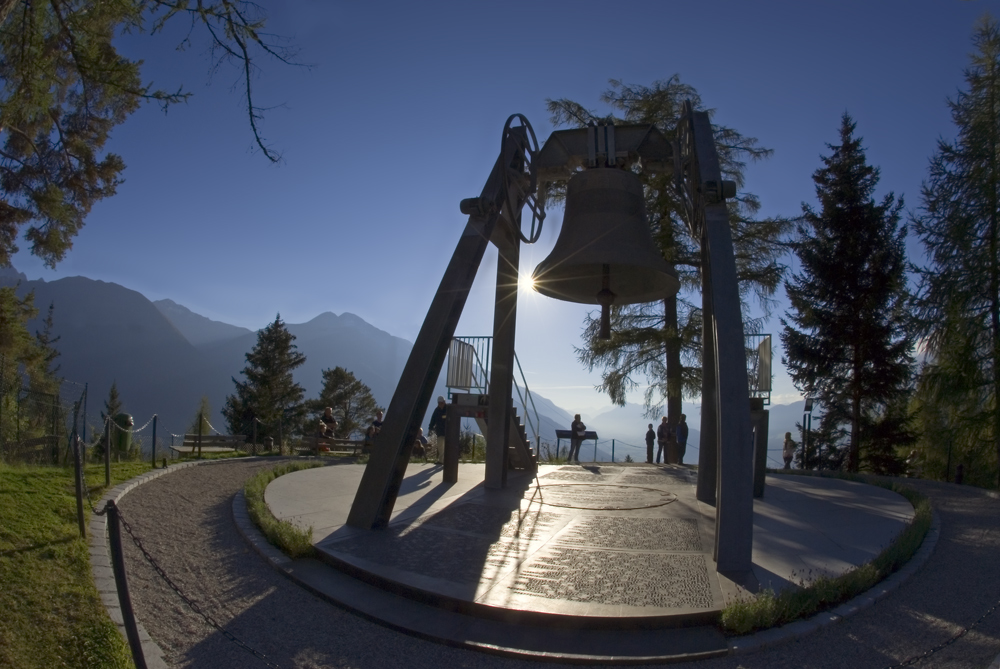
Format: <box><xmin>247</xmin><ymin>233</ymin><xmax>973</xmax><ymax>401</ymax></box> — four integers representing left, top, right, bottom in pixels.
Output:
<box><xmin>460</xmin><ymin>196</ymin><xmax>496</xmax><ymax>218</ymax></box>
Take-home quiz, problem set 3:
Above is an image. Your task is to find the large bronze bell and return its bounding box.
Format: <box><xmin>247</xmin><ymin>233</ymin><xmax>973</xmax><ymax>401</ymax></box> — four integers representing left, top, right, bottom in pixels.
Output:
<box><xmin>531</xmin><ymin>167</ymin><xmax>679</xmax><ymax>338</ymax></box>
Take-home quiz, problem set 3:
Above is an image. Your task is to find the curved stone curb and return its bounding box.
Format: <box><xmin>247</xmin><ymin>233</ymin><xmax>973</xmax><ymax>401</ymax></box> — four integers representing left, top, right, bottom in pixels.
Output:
<box><xmin>976</xmin><ymin>489</ymin><xmax>1000</xmax><ymax>669</ymax></box>
<box><xmin>89</xmin><ymin>457</ymin><xmax>273</xmax><ymax>669</ymax></box>
<box><xmin>231</xmin><ymin>489</ymin><xmax>296</xmax><ymax>570</ymax></box>
<box><xmin>728</xmin><ymin>508</ymin><xmax>942</xmax><ymax>655</ymax></box>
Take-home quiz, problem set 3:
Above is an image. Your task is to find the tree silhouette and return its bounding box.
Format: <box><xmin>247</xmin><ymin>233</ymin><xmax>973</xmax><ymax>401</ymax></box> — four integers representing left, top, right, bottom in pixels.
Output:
<box><xmin>782</xmin><ymin>114</ymin><xmax>913</xmax><ymax>473</ymax></box>
<box><xmin>223</xmin><ymin>314</ymin><xmax>305</xmax><ymax>445</ymax></box>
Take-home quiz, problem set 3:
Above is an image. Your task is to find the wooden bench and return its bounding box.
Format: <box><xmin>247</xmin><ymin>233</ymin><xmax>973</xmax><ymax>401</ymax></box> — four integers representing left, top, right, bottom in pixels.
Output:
<box><xmin>299</xmin><ymin>434</ymin><xmax>364</xmax><ymax>456</ymax></box>
<box><xmin>171</xmin><ymin>434</ymin><xmax>245</xmax><ymax>457</ymax></box>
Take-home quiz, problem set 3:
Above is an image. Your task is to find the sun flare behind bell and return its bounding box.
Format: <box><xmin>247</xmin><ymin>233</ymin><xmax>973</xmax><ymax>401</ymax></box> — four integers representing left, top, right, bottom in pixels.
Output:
<box><xmin>530</xmin><ymin>167</ymin><xmax>679</xmax><ymax>337</ymax></box>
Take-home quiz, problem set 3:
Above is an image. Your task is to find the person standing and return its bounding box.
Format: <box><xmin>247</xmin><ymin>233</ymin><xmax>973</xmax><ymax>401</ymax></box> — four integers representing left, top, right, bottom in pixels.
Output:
<box><xmin>428</xmin><ymin>396</ymin><xmax>448</xmax><ymax>464</ymax></box>
<box><xmin>676</xmin><ymin>414</ymin><xmax>689</xmax><ymax>465</ymax></box>
<box><xmin>656</xmin><ymin>416</ymin><xmax>670</xmax><ymax>464</ymax></box>
<box><xmin>569</xmin><ymin>414</ymin><xmax>586</xmax><ymax>463</ymax></box>
<box><xmin>645</xmin><ymin>423</ymin><xmax>655</xmax><ymax>464</ymax></box>
<box><xmin>782</xmin><ymin>432</ymin><xmax>795</xmax><ymax>469</ymax></box>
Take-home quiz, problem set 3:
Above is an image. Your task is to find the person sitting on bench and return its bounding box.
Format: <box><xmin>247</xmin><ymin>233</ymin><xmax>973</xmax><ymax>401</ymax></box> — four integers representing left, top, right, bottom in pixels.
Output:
<box><xmin>320</xmin><ymin>407</ymin><xmax>338</xmax><ymax>438</ymax></box>
<box><xmin>413</xmin><ymin>427</ymin><xmax>428</xmax><ymax>458</ymax></box>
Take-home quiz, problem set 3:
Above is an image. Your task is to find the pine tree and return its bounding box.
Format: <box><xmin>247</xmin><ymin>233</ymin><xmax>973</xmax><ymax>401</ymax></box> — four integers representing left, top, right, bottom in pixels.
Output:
<box><xmin>101</xmin><ymin>382</ymin><xmax>123</xmax><ymax>422</ymax></box>
<box><xmin>307</xmin><ymin>367</ymin><xmax>382</xmax><ymax>439</ymax></box>
<box><xmin>0</xmin><ymin>287</ymin><xmax>57</xmax><ymax>449</ymax></box>
<box><xmin>548</xmin><ymin>77</ymin><xmax>790</xmax><ymax>424</ymax></box>
<box><xmin>223</xmin><ymin>314</ymin><xmax>306</xmax><ymax>445</ymax></box>
<box><xmin>188</xmin><ymin>396</ymin><xmax>213</xmax><ymax>435</ymax></box>
<box><xmin>781</xmin><ymin>114</ymin><xmax>913</xmax><ymax>473</ymax></box>
<box><xmin>912</xmin><ymin>16</ymin><xmax>1000</xmax><ymax>487</ymax></box>
<box><xmin>29</xmin><ymin>302</ymin><xmax>60</xmax><ymax>395</ymax></box>
<box><xmin>92</xmin><ymin>381</ymin><xmax>124</xmax><ymax>460</ymax></box>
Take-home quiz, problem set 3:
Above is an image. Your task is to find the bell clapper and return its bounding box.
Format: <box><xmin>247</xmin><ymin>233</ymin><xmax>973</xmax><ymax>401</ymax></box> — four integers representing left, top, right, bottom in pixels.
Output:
<box><xmin>596</xmin><ymin>263</ymin><xmax>615</xmax><ymax>340</ymax></box>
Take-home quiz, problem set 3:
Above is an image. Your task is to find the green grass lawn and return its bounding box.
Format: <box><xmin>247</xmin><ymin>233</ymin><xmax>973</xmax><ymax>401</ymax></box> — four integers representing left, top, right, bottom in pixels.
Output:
<box><xmin>0</xmin><ymin>460</ymin><xmax>152</xmax><ymax>669</ymax></box>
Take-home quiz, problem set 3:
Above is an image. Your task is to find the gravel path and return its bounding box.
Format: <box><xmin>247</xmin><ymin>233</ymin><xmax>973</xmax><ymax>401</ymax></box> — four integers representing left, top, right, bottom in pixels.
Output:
<box><xmin>117</xmin><ymin>460</ymin><xmax>1000</xmax><ymax>669</ymax></box>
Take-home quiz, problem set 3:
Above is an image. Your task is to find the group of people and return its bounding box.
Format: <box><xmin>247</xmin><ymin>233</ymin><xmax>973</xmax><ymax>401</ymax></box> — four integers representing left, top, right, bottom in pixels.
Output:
<box><xmin>316</xmin><ymin>406</ymin><xmax>386</xmax><ymax>453</ymax></box>
<box><xmin>410</xmin><ymin>395</ymin><xmax>448</xmax><ymax>462</ymax></box>
<box><xmin>643</xmin><ymin>415</ymin><xmax>689</xmax><ymax>465</ymax></box>
<box><xmin>566</xmin><ymin>413</ymin><xmax>690</xmax><ymax>465</ymax></box>
<box><xmin>316</xmin><ymin>396</ymin><xmax>450</xmax><ymax>462</ymax></box>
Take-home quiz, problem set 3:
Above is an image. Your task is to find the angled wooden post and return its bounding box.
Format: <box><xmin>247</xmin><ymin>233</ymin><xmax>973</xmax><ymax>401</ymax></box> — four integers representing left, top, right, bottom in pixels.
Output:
<box><xmin>347</xmin><ymin>125</ymin><xmax>530</xmax><ymax>529</ymax></box>
<box><xmin>685</xmin><ymin>107</ymin><xmax>754</xmax><ymax>574</ymax></box>
<box><xmin>485</xmin><ymin>225</ymin><xmax>519</xmax><ymax>489</ymax></box>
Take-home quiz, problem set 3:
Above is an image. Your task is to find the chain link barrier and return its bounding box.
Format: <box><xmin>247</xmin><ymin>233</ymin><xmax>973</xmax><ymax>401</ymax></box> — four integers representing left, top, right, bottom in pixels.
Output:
<box><xmin>202</xmin><ymin>417</ymin><xmax>224</xmax><ymax>435</ymax></box>
<box><xmin>883</xmin><ymin>596</ymin><xmax>1000</xmax><ymax>668</ymax></box>
<box><xmin>107</xmin><ymin>414</ymin><xmax>156</xmax><ymax>434</ymax></box>
<box><xmin>113</xmin><ymin>504</ymin><xmax>282</xmax><ymax>669</ymax></box>
<box><xmin>85</xmin><ymin>491</ymin><xmax>106</xmax><ymax>516</ymax></box>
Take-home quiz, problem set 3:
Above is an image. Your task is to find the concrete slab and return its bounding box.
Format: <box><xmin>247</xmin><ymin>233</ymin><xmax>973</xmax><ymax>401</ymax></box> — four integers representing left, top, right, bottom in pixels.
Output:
<box><xmin>267</xmin><ymin>463</ymin><xmax>913</xmax><ymax>632</ymax></box>
<box><xmin>749</xmin><ymin>476</ymin><xmax>913</xmax><ymax>592</ymax></box>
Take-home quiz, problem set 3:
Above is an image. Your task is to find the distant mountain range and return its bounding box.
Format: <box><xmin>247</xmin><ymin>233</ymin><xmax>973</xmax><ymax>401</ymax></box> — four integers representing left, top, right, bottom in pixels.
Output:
<box><xmin>0</xmin><ymin>266</ymin><xmax>803</xmax><ymax>459</ymax></box>
<box><xmin>0</xmin><ymin>267</ymin><xmax>436</xmax><ymax>437</ymax></box>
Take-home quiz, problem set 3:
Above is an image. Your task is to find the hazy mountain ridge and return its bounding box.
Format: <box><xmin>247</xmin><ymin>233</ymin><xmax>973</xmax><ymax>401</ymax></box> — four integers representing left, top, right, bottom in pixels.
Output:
<box><xmin>153</xmin><ymin>299</ymin><xmax>252</xmax><ymax>346</ymax></box>
<box><xmin>0</xmin><ymin>270</ymin><xmax>441</xmax><ymax>436</ymax></box>
<box><xmin>0</xmin><ymin>268</ymin><xmax>801</xmax><ymax>456</ymax></box>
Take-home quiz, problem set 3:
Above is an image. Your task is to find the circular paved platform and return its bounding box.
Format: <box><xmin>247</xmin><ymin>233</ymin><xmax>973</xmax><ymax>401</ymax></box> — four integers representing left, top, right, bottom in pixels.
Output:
<box><xmin>266</xmin><ymin>462</ymin><xmax>914</xmax><ymax>638</ymax></box>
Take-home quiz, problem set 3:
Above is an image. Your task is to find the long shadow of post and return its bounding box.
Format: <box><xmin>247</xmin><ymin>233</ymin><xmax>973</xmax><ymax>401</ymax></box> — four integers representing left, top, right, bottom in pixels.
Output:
<box><xmin>318</xmin><ymin>467</ymin><xmax>541</xmax><ymax>603</ymax></box>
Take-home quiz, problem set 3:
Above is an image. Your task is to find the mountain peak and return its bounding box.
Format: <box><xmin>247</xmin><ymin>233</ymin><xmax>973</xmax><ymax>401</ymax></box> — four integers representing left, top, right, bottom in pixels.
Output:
<box><xmin>153</xmin><ymin>299</ymin><xmax>253</xmax><ymax>347</ymax></box>
<box><xmin>0</xmin><ymin>265</ymin><xmax>29</xmax><ymax>285</ymax></box>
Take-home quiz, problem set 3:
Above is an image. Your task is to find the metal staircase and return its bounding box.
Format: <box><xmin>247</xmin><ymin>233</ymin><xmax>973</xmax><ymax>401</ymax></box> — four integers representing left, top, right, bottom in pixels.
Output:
<box><xmin>447</xmin><ymin>336</ymin><xmax>539</xmax><ymax>470</ymax></box>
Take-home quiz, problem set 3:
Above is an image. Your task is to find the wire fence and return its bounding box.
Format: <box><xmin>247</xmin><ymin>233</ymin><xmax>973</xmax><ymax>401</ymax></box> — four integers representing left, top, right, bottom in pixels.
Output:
<box><xmin>536</xmin><ymin>436</ymin><xmax>788</xmax><ymax>469</ymax></box>
<box><xmin>0</xmin><ymin>375</ymin><xmax>324</xmax><ymax>466</ymax></box>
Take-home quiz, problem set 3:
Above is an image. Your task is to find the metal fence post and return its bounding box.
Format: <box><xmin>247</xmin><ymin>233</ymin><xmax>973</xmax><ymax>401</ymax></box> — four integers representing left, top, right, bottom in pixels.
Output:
<box><xmin>104</xmin><ymin>417</ymin><xmax>111</xmax><ymax>487</ymax></box>
<box><xmin>611</xmin><ymin>439</ymin><xmax>615</xmax><ymax>463</ymax></box>
<box><xmin>151</xmin><ymin>415</ymin><xmax>157</xmax><ymax>468</ymax></box>
<box><xmin>51</xmin><ymin>393</ymin><xmax>59</xmax><ymax>465</ymax></box>
<box><xmin>73</xmin><ymin>434</ymin><xmax>85</xmax><ymax>539</ymax></box>
<box><xmin>81</xmin><ymin>383</ymin><xmax>87</xmax><ymax>444</ymax></box>
<box><xmin>106</xmin><ymin>500</ymin><xmax>148</xmax><ymax>669</ymax></box>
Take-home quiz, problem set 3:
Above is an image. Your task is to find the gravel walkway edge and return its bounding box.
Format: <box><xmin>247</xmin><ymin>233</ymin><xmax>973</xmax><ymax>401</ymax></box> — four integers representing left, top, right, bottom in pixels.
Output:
<box><xmin>88</xmin><ymin>459</ymin><xmax>239</xmax><ymax>669</ymax></box>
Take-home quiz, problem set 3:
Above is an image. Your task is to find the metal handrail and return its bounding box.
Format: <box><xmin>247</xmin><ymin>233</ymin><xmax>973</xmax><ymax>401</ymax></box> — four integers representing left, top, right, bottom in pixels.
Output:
<box><xmin>745</xmin><ymin>333</ymin><xmax>772</xmax><ymax>405</ymax></box>
<box><xmin>447</xmin><ymin>336</ymin><xmax>491</xmax><ymax>395</ymax></box>
<box><xmin>448</xmin><ymin>336</ymin><xmax>541</xmax><ymax>448</ymax></box>
<box><xmin>513</xmin><ymin>351</ymin><xmax>541</xmax><ymax>448</ymax></box>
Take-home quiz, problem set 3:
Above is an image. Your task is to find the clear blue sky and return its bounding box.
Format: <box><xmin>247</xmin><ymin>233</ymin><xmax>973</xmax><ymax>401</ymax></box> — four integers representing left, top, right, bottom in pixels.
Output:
<box><xmin>10</xmin><ymin>0</ymin><xmax>995</xmax><ymax>415</ymax></box>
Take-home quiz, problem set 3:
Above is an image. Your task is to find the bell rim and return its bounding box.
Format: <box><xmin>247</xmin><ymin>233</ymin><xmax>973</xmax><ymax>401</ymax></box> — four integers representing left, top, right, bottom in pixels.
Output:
<box><xmin>530</xmin><ymin>263</ymin><xmax>680</xmax><ymax>305</ymax></box>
